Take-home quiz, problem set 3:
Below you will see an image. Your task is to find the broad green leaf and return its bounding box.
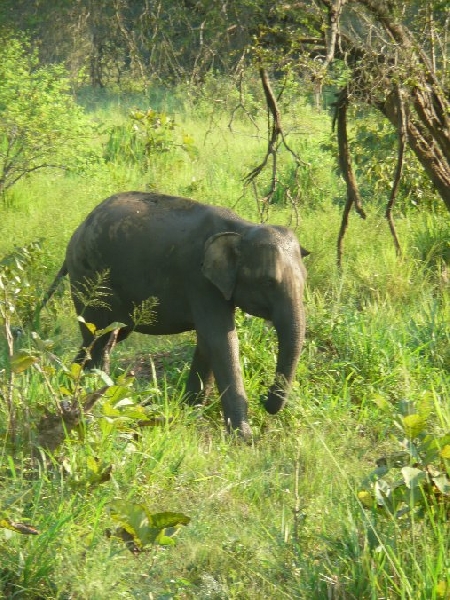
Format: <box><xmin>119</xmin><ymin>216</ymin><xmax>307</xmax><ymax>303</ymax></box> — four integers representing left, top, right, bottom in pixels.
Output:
<box><xmin>431</xmin><ymin>474</ymin><xmax>450</xmax><ymax>496</ymax></box>
<box><xmin>119</xmin><ymin>406</ymin><xmax>147</xmax><ymax>420</ymax></box>
<box><xmin>357</xmin><ymin>490</ymin><xmax>373</xmax><ymax>508</ymax></box>
<box><xmin>374</xmin><ymin>479</ymin><xmax>390</xmax><ymax>507</ymax></box>
<box><xmin>92</xmin><ymin>369</ymin><xmax>115</xmax><ymax>386</ymax></box>
<box><xmin>401</xmin><ymin>466</ymin><xmax>426</xmax><ymax>489</ymax></box>
<box><xmin>388</xmin><ymin>481</ymin><xmax>409</xmax><ymax>512</ymax></box>
<box><xmin>10</xmin><ymin>351</ymin><xmax>38</xmax><ymax>373</ymax></box>
<box><xmin>155</xmin><ymin>531</ymin><xmax>176</xmax><ymax>546</ymax></box>
<box><xmin>84</xmin><ymin>457</ymin><xmax>112</xmax><ymax>486</ymax></box>
<box><xmin>101</xmin><ymin>401</ymin><xmax>146</xmax><ymax>420</ymax></box>
<box><xmin>105</xmin><ymin>385</ymin><xmax>132</xmax><ymax>405</ymax></box>
<box><xmin>96</xmin><ymin>322</ymin><xmax>126</xmax><ymax>337</ymax></box>
<box><xmin>59</xmin><ymin>385</ymin><xmax>72</xmax><ymax>396</ymax></box>
<box><xmin>101</xmin><ymin>402</ymin><xmax>121</xmax><ymax>418</ymax></box>
<box><xmin>109</xmin><ymin>500</ymin><xmax>156</xmax><ymax>547</ymax></box>
<box><xmin>114</xmin><ymin>398</ymin><xmax>135</xmax><ymax>408</ymax></box>
<box><xmin>419</xmin><ymin>435</ymin><xmax>444</xmax><ymax>464</ymax></box>
<box><xmin>85</xmin><ymin>322</ymin><xmax>97</xmax><ymax>334</ymax></box>
<box><xmin>440</xmin><ymin>445</ymin><xmax>450</xmax><ymax>459</ymax></box>
<box><xmin>402</xmin><ymin>414</ymin><xmax>426</xmax><ymax>439</ymax></box>
<box><xmin>108</xmin><ymin>502</ymin><xmax>189</xmax><ymax>549</ymax></box>
<box><xmin>77</xmin><ymin>316</ymin><xmax>97</xmax><ymax>334</ymax></box>
<box><xmin>70</xmin><ymin>362</ymin><xmax>83</xmax><ymax>379</ymax></box>
<box><xmin>149</xmin><ymin>512</ymin><xmax>191</xmax><ymax>529</ymax></box>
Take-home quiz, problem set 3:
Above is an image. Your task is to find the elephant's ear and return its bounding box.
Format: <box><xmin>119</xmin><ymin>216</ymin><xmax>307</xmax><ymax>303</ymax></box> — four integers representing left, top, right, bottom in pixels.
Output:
<box><xmin>300</xmin><ymin>246</ymin><xmax>311</xmax><ymax>258</ymax></box>
<box><xmin>202</xmin><ymin>232</ymin><xmax>242</xmax><ymax>300</ymax></box>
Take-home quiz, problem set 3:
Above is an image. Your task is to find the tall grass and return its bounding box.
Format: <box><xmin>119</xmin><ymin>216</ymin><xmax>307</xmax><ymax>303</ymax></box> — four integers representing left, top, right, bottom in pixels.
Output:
<box><xmin>0</xmin><ymin>87</ymin><xmax>449</xmax><ymax>599</ymax></box>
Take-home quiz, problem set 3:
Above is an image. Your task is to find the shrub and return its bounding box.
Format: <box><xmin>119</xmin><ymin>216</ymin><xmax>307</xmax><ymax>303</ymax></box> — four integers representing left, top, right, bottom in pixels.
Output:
<box><xmin>0</xmin><ymin>36</ymin><xmax>100</xmax><ymax>203</ymax></box>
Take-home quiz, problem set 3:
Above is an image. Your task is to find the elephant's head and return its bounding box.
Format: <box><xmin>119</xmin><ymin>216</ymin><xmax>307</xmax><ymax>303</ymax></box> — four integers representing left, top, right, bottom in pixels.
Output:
<box><xmin>202</xmin><ymin>225</ymin><xmax>307</xmax><ymax>414</ymax></box>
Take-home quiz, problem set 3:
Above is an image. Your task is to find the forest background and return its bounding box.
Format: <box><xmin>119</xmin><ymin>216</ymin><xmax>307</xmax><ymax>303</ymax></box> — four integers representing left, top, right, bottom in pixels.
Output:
<box><xmin>0</xmin><ymin>1</ymin><xmax>449</xmax><ymax>598</ymax></box>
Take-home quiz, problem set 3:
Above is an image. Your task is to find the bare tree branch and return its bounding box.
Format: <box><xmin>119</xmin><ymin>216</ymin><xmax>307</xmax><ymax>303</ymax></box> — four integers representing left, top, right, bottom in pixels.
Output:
<box><xmin>245</xmin><ymin>67</ymin><xmax>305</xmax><ymax>221</ymax></box>
<box><xmin>385</xmin><ymin>86</ymin><xmax>406</xmax><ymax>257</ymax></box>
<box><xmin>228</xmin><ymin>55</ymin><xmax>259</xmax><ymax>132</ymax></box>
<box><xmin>334</xmin><ymin>87</ymin><xmax>367</xmax><ymax>268</ymax></box>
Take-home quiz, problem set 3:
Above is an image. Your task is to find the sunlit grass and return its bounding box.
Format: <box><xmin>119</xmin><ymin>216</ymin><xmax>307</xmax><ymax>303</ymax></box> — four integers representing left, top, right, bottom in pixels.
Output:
<box><xmin>0</xmin><ymin>88</ymin><xmax>449</xmax><ymax>598</ymax></box>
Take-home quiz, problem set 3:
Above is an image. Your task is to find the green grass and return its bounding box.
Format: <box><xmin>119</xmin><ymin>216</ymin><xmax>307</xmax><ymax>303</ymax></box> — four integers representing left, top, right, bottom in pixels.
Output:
<box><xmin>1</xmin><ymin>87</ymin><xmax>449</xmax><ymax>599</ymax></box>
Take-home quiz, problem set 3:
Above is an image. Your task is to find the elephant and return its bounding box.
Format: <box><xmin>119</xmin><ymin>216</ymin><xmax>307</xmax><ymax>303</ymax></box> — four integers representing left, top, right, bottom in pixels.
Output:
<box><xmin>44</xmin><ymin>191</ymin><xmax>308</xmax><ymax>437</ymax></box>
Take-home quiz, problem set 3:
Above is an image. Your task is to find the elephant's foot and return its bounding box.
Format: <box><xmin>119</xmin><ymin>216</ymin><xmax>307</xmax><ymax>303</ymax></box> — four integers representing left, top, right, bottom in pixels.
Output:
<box><xmin>226</xmin><ymin>418</ymin><xmax>253</xmax><ymax>441</ymax></box>
<box><xmin>262</xmin><ymin>384</ymin><xmax>287</xmax><ymax>415</ymax></box>
<box><xmin>183</xmin><ymin>389</ymin><xmax>207</xmax><ymax>407</ymax></box>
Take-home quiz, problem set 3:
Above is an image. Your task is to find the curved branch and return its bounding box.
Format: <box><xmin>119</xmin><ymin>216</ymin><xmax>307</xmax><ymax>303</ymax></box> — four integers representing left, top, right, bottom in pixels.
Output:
<box><xmin>245</xmin><ymin>68</ymin><xmax>306</xmax><ymax>220</ymax></box>
<box><xmin>385</xmin><ymin>86</ymin><xmax>406</xmax><ymax>257</ymax></box>
<box><xmin>334</xmin><ymin>87</ymin><xmax>366</xmax><ymax>268</ymax></box>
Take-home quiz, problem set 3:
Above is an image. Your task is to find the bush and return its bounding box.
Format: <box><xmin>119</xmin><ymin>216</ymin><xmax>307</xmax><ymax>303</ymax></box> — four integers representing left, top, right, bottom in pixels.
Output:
<box><xmin>104</xmin><ymin>107</ymin><xmax>198</xmax><ymax>168</ymax></box>
<box><xmin>0</xmin><ymin>36</ymin><xmax>100</xmax><ymax>202</ymax></box>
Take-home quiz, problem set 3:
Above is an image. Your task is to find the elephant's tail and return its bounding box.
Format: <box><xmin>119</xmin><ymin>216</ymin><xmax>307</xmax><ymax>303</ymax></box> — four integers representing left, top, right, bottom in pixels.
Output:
<box><xmin>32</xmin><ymin>262</ymin><xmax>69</xmax><ymax>328</ymax></box>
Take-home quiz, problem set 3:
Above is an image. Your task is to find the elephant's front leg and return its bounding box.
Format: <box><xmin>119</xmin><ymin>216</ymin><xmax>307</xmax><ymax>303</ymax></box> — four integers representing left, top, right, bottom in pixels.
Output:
<box><xmin>185</xmin><ymin>338</ymin><xmax>215</xmax><ymax>404</ymax></box>
<box><xmin>194</xmin><ymin>310</ymin><xmax>252</xmax><ymax>439</ymax></box>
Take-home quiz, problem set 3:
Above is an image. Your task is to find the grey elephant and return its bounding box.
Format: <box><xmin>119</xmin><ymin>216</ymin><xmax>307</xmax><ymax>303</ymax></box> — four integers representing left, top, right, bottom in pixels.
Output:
<box><xmin>44</xmin><ymin>192</ymin><xmax>308</xmax><ymax>437</ymax></box>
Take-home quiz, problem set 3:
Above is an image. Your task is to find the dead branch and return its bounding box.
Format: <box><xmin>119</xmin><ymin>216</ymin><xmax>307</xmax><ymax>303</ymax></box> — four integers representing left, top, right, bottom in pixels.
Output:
<box><xmin>244</xmin><ymin>67</ymin><xmax>304</xmax><ymax>221</ymax></box>
<box><xmin>319</xmin><ymin>0</ymin><xmax>346</xmax><ymax>78</ymax></box>
<box><xmin>228</xmin><ymin>56</ymin><xmax>259</xmax><ymax>132</ymax></box>
<box><xmin>334</xmin><ymin>87</ymin><xmax>367</xmax><ymax>268</ymax></box>
<box><xmin>36</xmin><ymin>386</ymin><xmax>109</xmax><ymax>453</ymax></box>
<box><xmin>385</xmin><ymin>86</ymin><xmax>406</xmax><ymax>257</ymax></box>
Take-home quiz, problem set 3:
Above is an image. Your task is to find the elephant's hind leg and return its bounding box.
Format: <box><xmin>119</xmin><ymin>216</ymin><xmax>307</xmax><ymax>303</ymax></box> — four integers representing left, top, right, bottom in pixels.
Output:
<box><xmin>185</xmin><ymin>341</ymin><xmax>214</xmax><ymax>404</ymax></box>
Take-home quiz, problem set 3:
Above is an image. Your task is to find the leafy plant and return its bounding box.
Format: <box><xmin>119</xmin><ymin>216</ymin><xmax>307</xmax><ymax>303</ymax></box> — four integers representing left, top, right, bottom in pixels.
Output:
<box><xmin>0</xmin><ymin>241</ymin><xmax>49</xmax><ymax>448</ymax></box>
<box><xmin>0</xmin><ymin>240</ymin><xmax>47</xmax><ymax>328</ymax></box>
<box><xmin>0</xmin><ymin>36</ymin><xmax>100</xmax><ymax>202</ymax></box>
<box><xmin>108</xmin><ymin>500</ymin><xmax>190</xmax><ymax>552</ymax></box>
<box><xmin>350</xmin><ymin>108</ymin><xmax>438</xmax><ymax>210</ymax></box>
<box><xmin>104</xmin><ymin>107</ymin><xmax>198</xmax><ymax>167</ymax></box>
<box><xmin>72</xmin><ymin>269</ymin><xmax>113</xmax><ymax>312</ymax></box>
<box><xmin>358</xmin><ymin>399</ymin><xmax>450</xmax><ymax>519</ymax></box>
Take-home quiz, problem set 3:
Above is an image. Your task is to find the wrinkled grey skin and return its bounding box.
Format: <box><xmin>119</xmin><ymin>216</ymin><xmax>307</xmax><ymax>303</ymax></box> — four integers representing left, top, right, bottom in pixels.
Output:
<box><xmin>52</xmin><ymin>191</ymin><xmax>307</xmax><ymax>437</ymax></box>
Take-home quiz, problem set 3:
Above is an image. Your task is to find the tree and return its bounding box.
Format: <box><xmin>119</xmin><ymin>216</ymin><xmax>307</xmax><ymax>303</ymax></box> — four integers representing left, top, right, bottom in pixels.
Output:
<box><xmin>248</xmin><ymin>0</ymin><xmax>449</xmax><ymax>260</ymax></box>
<box><xmin>329</xmin><ymin>0</ymin><xmax>450</xmax><ymax>260</ymax></box>
<box><xmin>1</xmin><ymin>1</ymin><xmax>448</xmax><ymax>256</ymax></box>
<box><xmin>0</xmin><ymin>36</ymin><xmax>99</xmax><ymax>200</ymax></box>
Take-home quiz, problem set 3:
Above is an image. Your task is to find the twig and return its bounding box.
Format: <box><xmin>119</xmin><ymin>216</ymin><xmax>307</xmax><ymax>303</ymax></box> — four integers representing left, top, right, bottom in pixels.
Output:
<box><xmin>385</xmin><ymin>86</ymin><xmax>406</xmax><ymax>257</ymax></box>
<box><xmin>315</xmin><ymin>0</ymin><xmax>346</xmax><ymax>95</ymax></box>
<box><xmin>228</xmin><ymin>57</ymin><xmax>259</xmax><ymax>132</ymax></box>
<box><xmin>334</xmin><ymin>87</ymin><xmax>366</xmax><ymax>268</ymax></box>
<box><xmin>244</xmin><ymin>67</ymin><xmax>305</xmax><ymax>222</ymax></box>
<box><xmin>36</xmin><ymin>385</ymin><xmax>109</xmax><ymax>453</ymax></box>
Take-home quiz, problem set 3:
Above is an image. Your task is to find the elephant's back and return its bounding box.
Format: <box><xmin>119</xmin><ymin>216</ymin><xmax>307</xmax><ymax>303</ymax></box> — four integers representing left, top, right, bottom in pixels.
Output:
<box><xmin>69</xmin><ymin>192</ymin><xmax>201</xmax><ymax>247</ymax></box>
<box><xmin>85</xmin><ymin>191</ymin><xmax>204</xmax><ymax>227</ymax></box>
<box><xmin>65</xmin><ymin>191</ymin><xmax>236</xmax><ymax>277</ymax></box>
<box><xmin>68</xmin><ymin>191</ymin><xmax>244</xmax><ymax>251</ymax></box>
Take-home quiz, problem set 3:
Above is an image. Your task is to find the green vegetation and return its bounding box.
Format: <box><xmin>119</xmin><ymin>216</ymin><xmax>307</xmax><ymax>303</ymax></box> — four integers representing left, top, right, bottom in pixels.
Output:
<box><xmin>0</xmin><ymin>37</ymin><xmax>99</xmax><ymax>202</ymax></box>
<box><xmin>0</xmin><ymin>45</ymin><xmax>449</xmax><ymax>600</ymax></box>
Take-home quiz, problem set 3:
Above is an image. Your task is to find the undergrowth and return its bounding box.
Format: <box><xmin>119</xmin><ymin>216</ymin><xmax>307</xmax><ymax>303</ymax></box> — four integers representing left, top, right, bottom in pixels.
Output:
<box><xmin>0</xmin><ymin>88</ymin><xmax>449</xmax><ymax>599</ymax></box>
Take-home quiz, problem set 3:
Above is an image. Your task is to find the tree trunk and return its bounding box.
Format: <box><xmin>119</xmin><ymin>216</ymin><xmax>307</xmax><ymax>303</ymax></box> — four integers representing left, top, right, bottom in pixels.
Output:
<box><xmin>356</xmin><ymin>0</ymin><xmax>450</xmax><ymax>211</ymax></box>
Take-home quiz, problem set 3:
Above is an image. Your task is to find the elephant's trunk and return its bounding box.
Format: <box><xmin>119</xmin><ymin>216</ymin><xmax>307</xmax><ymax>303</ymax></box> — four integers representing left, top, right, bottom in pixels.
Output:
<box><xmin>264</xmin><ymin>300</ymin><xmax>305</xmax><ymax>415</ymax></box>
